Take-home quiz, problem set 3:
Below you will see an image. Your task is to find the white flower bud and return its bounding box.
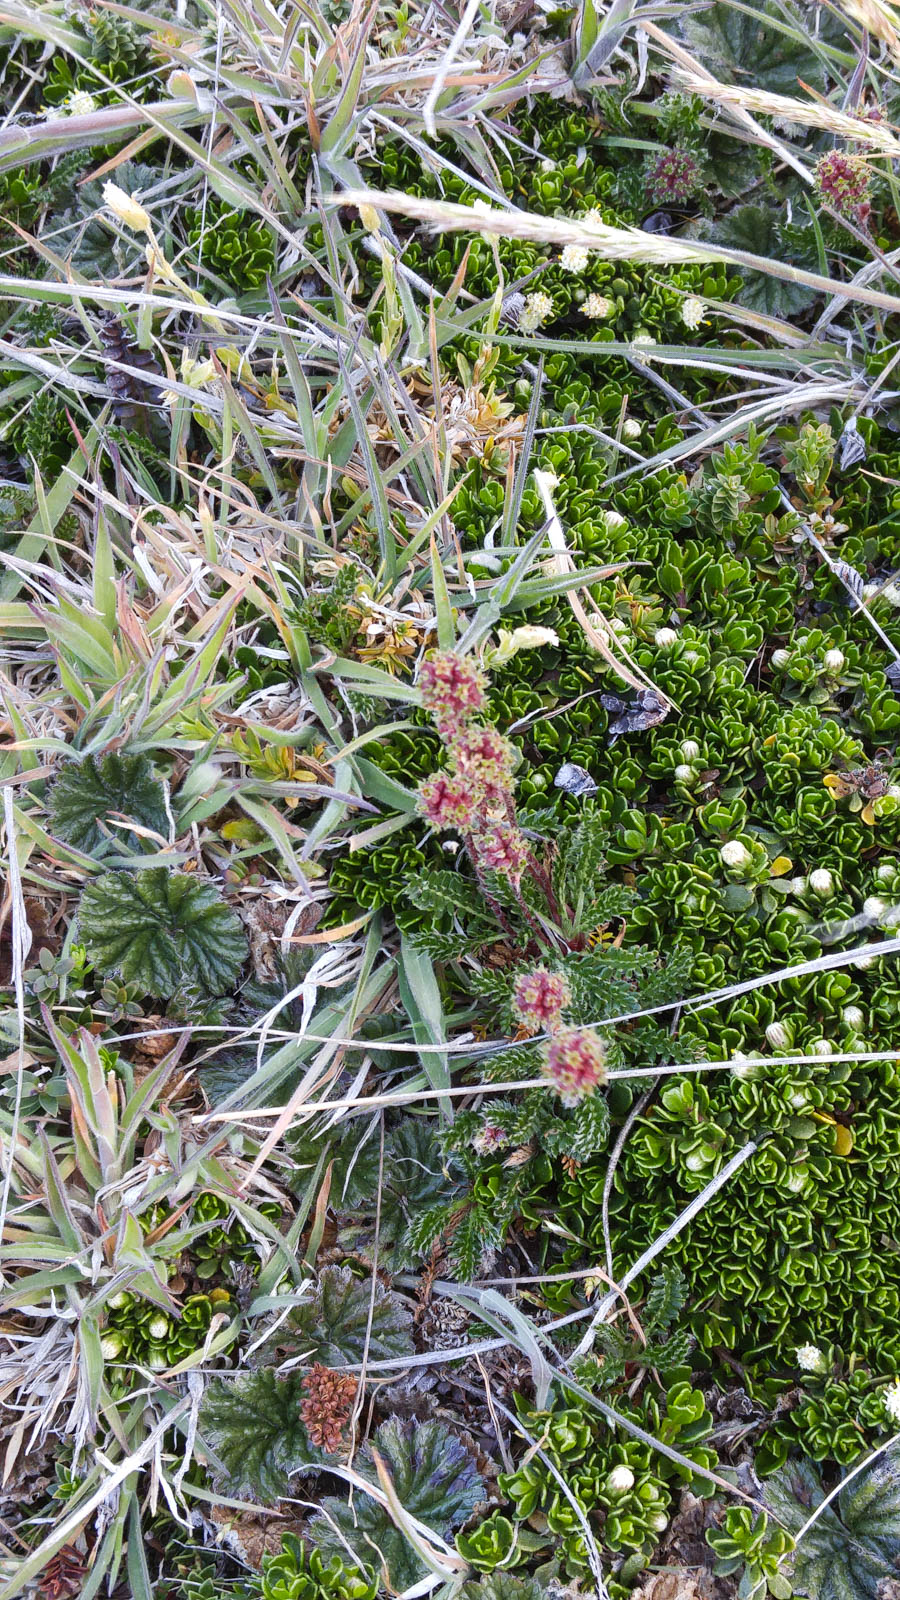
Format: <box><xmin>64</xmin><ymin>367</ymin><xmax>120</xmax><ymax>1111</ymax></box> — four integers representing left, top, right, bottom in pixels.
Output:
<box><xmin>766</xmin><ymin>1021</ymin><xmax>789</xmax><ymax>1050</ymax></box>
<box><xmin>730</xmin><ymin>1051</ymin><xmax>757</xmax><ymax>1080</ymax></box>
<box><xmin>808</xmin><ymin>868</ymin><xmax>835</xmax><ymax>897</ymax></box>
<box><xmin>812</xmin><ymin>1039</ymin><xmax>834</xmax><ymax>1057</ymax></box>
<box><xmin>823</xmin><ymin>648</ymin><xmax>845</xmax><ymax>674</ymax></box>
<box><xmin>785</xmin><ymin>1165</ymin><xmax>809</xmax><ymax>1193</ymax></box>
<box><xmin>148</xmin><ymin>1314</ymin><xmax>170</xmax><ymax>1340</ymax></box>
<box><xmin>771</xmin><ymin>648</ymin><xmax>791</xmax><ymax>670</ymax></box>
<box><xmin>611</xmin><ymin>617</ymin><xmax>630</xmax><ymax>636</ymax></box>
<box><xmin>681</xmin><ymin>295</ymin><xmax>706</xmax><ymax>330</ymax></box>
<box><xmin>796</xmin><ymin>1343</ymin><xmax>826</xmax><ymax>1373</ymax></box>
<box><xmin>876</xmin><ymin>861</ymin><xmax>896</xmax><ymax>883</ymax></box>
<box><xmin>790</xmin><ymin>877</ymin><xmax>808</xmax><ymax>896</ymax></box>
<box><xmin>720</xmin><ymin>840</ymin><xmax>751</xmax><ymax>869</ymax></box>
<box><xmin>680</xmin><ymin>740</ymin><xmax>701</xmax><ymax>762</ymax></box>
<box><xmin>607</xmin><ymin>1465</ymin><xmax>635</xmax><ymax>1494</ymax></box>
<box><xmin>654</xmin><ymin>627</ymin><xmax>678</xmax><ymax>648</ymax></box>
<box><xmin>864</xmin><ymin>895</ymin><xmax>888</xmax><ymax>920</ymax></box>
<box><xmin>789</xmin><ymin>1090</ymin><xmax>809</xmax><ymax>1109</ymax></box>
<box><xmin>622</xmin><ymin>418</ymin><xmax>642</xmax><ymax>439</ymax></box>
<box><xmin>685</xmin><ymin>1151</ymin><xmax>707</xmax><ymax>1171</ymax></box>
<box><xmin>842</xmin><ymin>1004</ymin><xmax>865</xmax><ymax>1031</ymax></box>
<box><xmin>674</xmin><ymin>764</ymin><xmax>695</xmax><ymax>784</ymax></box>
<box><xmin>602</xmin><ymin>509</ymin><xmax>627</xmax><ymax>529</ymax></box>
<box><xmin>100</xmin><ymin>1335</ymin><xmax>124</xmax><ymax>1359</ymax></box>
<box><xmin>560</xmin><ymin>244</ymin><xmax>590</xmax><ymax>273</ymax></box>
<box><xmin>650</xmin><ymin>1513</ymin><xmax>669</xmax><ymax>1533</ymax></box>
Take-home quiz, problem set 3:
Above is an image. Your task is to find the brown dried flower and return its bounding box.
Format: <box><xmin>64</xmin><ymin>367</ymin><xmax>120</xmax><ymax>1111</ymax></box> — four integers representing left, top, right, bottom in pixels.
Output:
<box><xmin>300</xmin><ymin>1364</ymin><xmax>358</xmax><ymax>1452</ymax></box>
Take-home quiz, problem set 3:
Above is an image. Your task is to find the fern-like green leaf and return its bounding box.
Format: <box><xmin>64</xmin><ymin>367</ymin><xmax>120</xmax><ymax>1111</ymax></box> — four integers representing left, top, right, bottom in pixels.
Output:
<box><xmin>264</xmin><ymin>1265</ymin><xmax>413</xmax><ymax>1367</ymax></box>
<box><xmin>311</xmin><ymin>1418</ymin><xmax>485</xmax><ymax>1590</ymax></box>
<box><xmin>643</xmin><ymin>1265</ymin><xmax>688</xmax><ymax>1336</ymax></box>
<box><xmin>78</xmin><ymin>869</ymin><xmax>247</xmax><ymax>997</ymax></box>
<box><xmin>49</xmin><ymin>752</ymin><xmax>167</xmax><ymax>855</ymax></box>
<box><xmin>200</xmin><ymin>1371</ymin><xmax>329</xmax><ymax>1502</ymax></box>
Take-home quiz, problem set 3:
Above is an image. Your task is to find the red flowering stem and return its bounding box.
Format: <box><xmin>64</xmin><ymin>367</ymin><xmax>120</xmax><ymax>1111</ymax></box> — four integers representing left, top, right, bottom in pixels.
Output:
<box><xmin>524</xmin><ymin>846</ymin><xmax>562</xmax><ymax>923</ymax></box>
<box><xmin>463</xmin><ymin>832</ymin><xmax>517</xmax><ymax>937</ymax></box>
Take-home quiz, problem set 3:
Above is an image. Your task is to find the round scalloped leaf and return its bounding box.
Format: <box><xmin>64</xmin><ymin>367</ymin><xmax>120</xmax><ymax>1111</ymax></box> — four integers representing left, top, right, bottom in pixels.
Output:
<box><xmin>78</xmin><ymin>868</ymin><xmax>247</xmax><ymax>997</ymax></box>
<box><xmin>274</xmin><ymin>1265</ymin><xmax>414</xmax><ymax>1367</ymax></box>
<box><xmin>311</xmin><ymin>1418</ymin><xmax>485</xmax><ymax>1590</ymax></box>
<box><xmin>200</xmin><ymin>1371</ymin><xmax>329</xmax><ymax>1503</ymax></box>
<box><xmin>49</xmin><ymin>752</ymin><xmax>168</xmax><ymax>855</ymax></box>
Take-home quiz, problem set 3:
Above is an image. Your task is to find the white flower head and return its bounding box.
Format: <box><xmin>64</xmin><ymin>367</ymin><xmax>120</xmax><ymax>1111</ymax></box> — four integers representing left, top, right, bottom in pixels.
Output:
<box><xmin>491</xmin><ymin>624</ymin><xmax>559</xmax><ymax>666</ymax></box>
<box><xmin>560</xmin><ymin>243</ymin><xmax>590</xmax><ymax>273</ymax></box>
<box><xmin>519</xmin><ymin>291</ymin><xmax>554</xmax><ymax>334</ymax></box>
<box><xmin>654</xmin><ymin>627</ymin><xmax>678</xmax><ymax>649</ymax></box>
<box><xmin>823</xmin><ymin>648</ymin><xmax>845</xmax><ymax>674</ymax></box>
<box><xmin>681</xmin><ymin>295</ymin><xmax>706</xmax><ymax>330</ymax></box>
<box><xmin>864</xmin><ymin>895</ymin><xmax>888</xmax><ymax>921</ymax></box>
<box><xmin>720</xmin><ymin>839</ymin><xmax>751</xmax><ymax>870</ymax></box>
<box><xmin>766</xmin><ymin>1021</ymin><xmax>789</xmax><ymax>1051</ymax></box>
<box><xmin>622</xmin><ymin>418</ymin><xmax>642</xmax><ymax>439</ymax></box>
<box><xmin>680</xmin><ymin>739</ymin><xmax>701</xmax><ymax>763</ymax></box>
<box><xmin>771</xmin><ymin>648</ymin><xmax>791</xmax><ymax>670</ymax></box>
<box><xmin>796</xmin><ymin>1343</ymin><xmax>826</xmax><ymax>1373</ymax></box>
<box><xmin>602</xmin><ymin>508</ymin><xmax>627</xmax><ymax>529</ymax></box>
<box><xmin>66</xmin><ymin>90</ymin><xmax>97</xmax><ymax>117</ymax></box>
<box><xmin>808</xmin><ymin>868</ymin><xmax>835</xmax><ymax>897</ymax></box>
<box><xmin>812</xmin><ymin>1039</ymin><xmax>834</xmax><ymax>1057</ymax></box>
<box><xmin>842</xmin><ymin>1004</ymin><xmax>865</xmax><ymax>1031</ymax></box>
<box><xmin>103</xmin><ymin>181</ymin><xmax>153</xmax><ymax>235</ymax></box>
<box><xmin>730</xmin><ymin>1050</ymin><xmax>758</xmax><ymax>1080</ymax></box>
<box><xmin>674</xmin><ymin>764</ymin><xmax>695</xmax><ymax>784</ymax></box>
<box><xmin>884</xmin><ymin>1380</ymin><xmax>900</xmax><ymax>1422</ymax></box>
<box><xmin>584</xmin><ymin>294</ymin><xmax>614</xmax><ymax>322</ymax></box>
<box><xmin>606</xmin><ymin>1465</ymin><xmax>635</xmax><ymax>1494</ymax></box>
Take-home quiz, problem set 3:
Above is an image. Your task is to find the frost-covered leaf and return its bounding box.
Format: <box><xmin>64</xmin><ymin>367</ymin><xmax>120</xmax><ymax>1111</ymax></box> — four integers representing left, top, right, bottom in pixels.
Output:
<box><xmin>200</xmin><ymin>1371</ymin><xmax>331</xmax><ymax>1502</ymax></box>
<box><xmin>49</xmin><ymin>752</ymin><xmax>167</xmax><ymax>855</ymax></box>
<box><xmin>266</xmin><ymin>1265</ymin><xmax>414</xmax><ymax>1367</ymax></box>
<box><xmin>78</xmin><ymin>869</ymin><xmax>247</xmax><ymax>997</ymax></box>
<box><xmin>311</xmin><ymin>1418</ymin><xmax>485</xmax><ymax>1590</ymax></box>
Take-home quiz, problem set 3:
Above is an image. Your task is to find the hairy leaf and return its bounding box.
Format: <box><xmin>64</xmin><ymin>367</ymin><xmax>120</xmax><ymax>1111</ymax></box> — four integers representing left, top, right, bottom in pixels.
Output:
<box><xmin>49</xmin><ymin>752</ymin><xmax>167</xmax><ymax>855</ymax></box>
<box><xmin>267</xmin><ymin>1265</ymin><xmax>414</xmax><ymax>1367</ymax></box>
<box><xmin>765</xmin><ymin>1444</ymin><xmax>900</xmax><ymax>1600</ymax></box>
<box><xmin>709</xmin><ymin>207</ymin><xmax>817</xmax><ymax>318</ymax></box>
<box><xmin>643</xmin><ymin>1265</ymin><xmax>688</xmax><ymax>1335</ymax></box>
<box><xmin>462</xmin><ymin>1578</ymin><xmax>547</xmax><ymax>1600</ymax></box>
<box><xmin>311</xmin><ymin>1418</ymin><xmax>485</xmax><ymax>1589</ymax></box>
<box><xmin>78</xmin><ymin>869</ymin><xmax>247</xmax><ymax>997</ymax></box>
<box><xmin>680</xmin><ymin>1</ymin><xmax>832</xmax><ymax>94</ymax></box>
<box><xmin>200</xmin><ymin>1370</ymin><xmax>330</xmax><ymax>1502</ymax></box>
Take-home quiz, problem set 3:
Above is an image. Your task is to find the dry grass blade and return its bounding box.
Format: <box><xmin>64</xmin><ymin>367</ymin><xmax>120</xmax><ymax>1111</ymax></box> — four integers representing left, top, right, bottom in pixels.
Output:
<box><xmin>335</xmin><ymin>188</ymin><xmax>900</xmax><ymax>314</ymax></box>
<box><xmin>676</xmin><ymin>73</ymin><xmax>900</xmax><ymax>154</ymax></box>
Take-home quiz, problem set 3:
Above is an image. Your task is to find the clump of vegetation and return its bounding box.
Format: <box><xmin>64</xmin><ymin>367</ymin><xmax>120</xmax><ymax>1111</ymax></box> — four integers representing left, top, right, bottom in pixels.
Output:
<box><xmin>4</xmin><ymin>0</ymin><xmax>900</xmax><ymax>1597</ymax></box>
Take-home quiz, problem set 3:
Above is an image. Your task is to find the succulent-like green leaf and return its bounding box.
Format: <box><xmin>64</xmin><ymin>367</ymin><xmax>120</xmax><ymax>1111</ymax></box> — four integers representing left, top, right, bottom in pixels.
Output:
<box><xmin>49</xmin><ymin>752</ymin><xmax>167</xmax><ymax>855</ymax></box>
<box><xmin>78</xmin><ymin>869</ymin><xmax>247</xmax><ymax>997</ymax></box>
<box><xmin>200</xmin><ymin>1371</ymin><xmax>330</xmax><ymax>1502</ymax></box>
<box><xmin>265</xmin><ymin>1265</ymin><xmax>414</xmax><ymax>1367</ymax></box>
<box><xmin>311</xmin><ymin>1418</ymin><xmax>485</xmax><ymax>1590</ymax></box>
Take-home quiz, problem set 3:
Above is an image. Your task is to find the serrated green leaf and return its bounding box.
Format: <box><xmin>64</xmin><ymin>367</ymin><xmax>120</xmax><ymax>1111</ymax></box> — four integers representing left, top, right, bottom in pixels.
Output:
<box><xmin>78</xmin><ymin>869</ymin><xmax>247</xmax><ymax>998</ymax></box>
<box><xmin>200</xmin><ymin>1370</ymin><xmax>329</xmax><ymax>1502</ymax></box>
<box><xmin>266</xmin><ymin>1264</ymin><xmax>414</xmax><ymax>1368</ymax></box>
<box><xmin>48</xmin><ymin>752</ymin><xmax>167</xmax><ymax>855</ymax></box>
<box><xmin>312</xmin><ymin>1418</ymin><xmax>485</xmax><ymax>1590</ymax></box>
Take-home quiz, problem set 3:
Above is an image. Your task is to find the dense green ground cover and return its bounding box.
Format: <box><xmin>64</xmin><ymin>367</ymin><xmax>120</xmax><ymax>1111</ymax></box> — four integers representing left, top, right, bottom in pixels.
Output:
<box><xmin>4</xmin><ymin>1</ymin><xmax>900</xmax><ymax>1597</ymax></box>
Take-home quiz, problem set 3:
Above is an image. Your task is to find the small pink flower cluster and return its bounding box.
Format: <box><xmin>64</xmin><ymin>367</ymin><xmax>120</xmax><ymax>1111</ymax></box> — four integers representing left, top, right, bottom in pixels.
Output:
<box><xmin>814</xmin><ymin>151</ymin><xmax>871</xmax><ymax>223</ymax></box>
<box><xmin>513</xmin><ymin>966</ymin><xmax>571</xmax><ymax>1035</ymax></box>
<box><xmin>646</xmin><ymin>147</ymin><xmax>704</xmax><ymax>205</ymax></box>
<box><xmin>544</xmin><ymin>1026</ymin><xmax>608</xmax><ymax>1105</ymax></box>
<box><xmin>417</xmin><ymin>651</ymin><xmax>529</xmax><ymax>887</ymax></box>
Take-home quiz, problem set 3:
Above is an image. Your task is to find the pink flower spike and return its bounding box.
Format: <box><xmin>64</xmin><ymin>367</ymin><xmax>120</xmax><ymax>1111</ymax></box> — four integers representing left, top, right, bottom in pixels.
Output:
<box><xmin>513</xmin><ymin>967</ymin><xmax>572</xmax><ymax>1035</ymax></box>
<box><xmin>417</xmin><ymin>772</ymin><xmax>481</xmax><ymax>831</ymax></box>
<box><xmin>814</xmin><ymin>151</ymin><xmax>871</xmax><ymax>221</ymax></box>
<box><xmin>645</xmin><ymin>147</ymin><xmax>703</xmax><ymax>205</ymax></box>
<box><xmin>419</xmin><ymin>651</ymin><xmax>486</xmax><ymax>728</ymax></box>
<box><xmin>473</xmin><ymin>822</ymin><xmax>529</xmax><ymax>886</ymax></box>
<box><xmin>451</xmin><ymin>725</ymin><xmax>515</xmax><ymax>792</ymax></box>
<box><xmin>543</xmin><ymin>1027</ymin><xmax>608</xmax><ymax>1104</ymax></box>
<box><xmin>472</xmin><ymin>1122</ymin><xmax>508</xmax><ymax>1155</ymax></box>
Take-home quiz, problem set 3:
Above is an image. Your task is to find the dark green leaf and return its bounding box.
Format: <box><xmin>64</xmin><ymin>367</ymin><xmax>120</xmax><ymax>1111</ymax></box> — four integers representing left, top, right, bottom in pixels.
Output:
<box><xmin>49</xmin><ymin>753</ymin><xmax>167</xmax><ymax>855</ymax></box>
<box><xmin>78</xmin><ymin>869</ymin><xmax>247</xmax><ymax>997</ymax></box>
